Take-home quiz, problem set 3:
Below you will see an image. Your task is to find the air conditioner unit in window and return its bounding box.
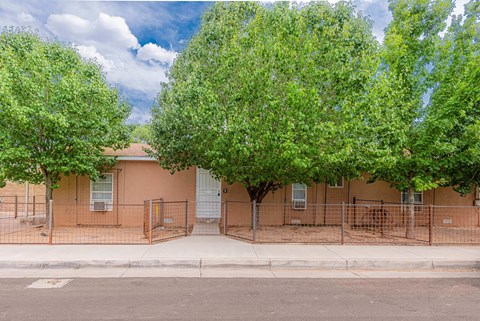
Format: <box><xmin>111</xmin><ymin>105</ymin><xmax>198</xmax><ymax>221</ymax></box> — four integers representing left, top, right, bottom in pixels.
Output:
<box><xmin>93</xmin><ymin>201</ymin><xmax>107</xmax><ymax>211</ymax></box>
<box><xmin>292</xmin><ymin>200</ymin><xmax>307</xmax><ymax>210</ymax></box>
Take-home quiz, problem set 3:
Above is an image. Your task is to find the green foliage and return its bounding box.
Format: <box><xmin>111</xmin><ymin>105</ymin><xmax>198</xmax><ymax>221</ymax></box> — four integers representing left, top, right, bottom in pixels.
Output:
<box><xmin>0</xmin><ymin>28</ymin><xmax>131</xmax><ymax>204</ymax></box>
<box><xmin>130</xmin><ymin>123</ymin><xmax>153</xmax><ymax>144</ymax></box>
<box><xmin>149</xmin><ymin>2</ymin><xmax>378</xmax><ymax>202</ymax></box>
<box><xmin>361</xmin><ymin>0</ymin><xmax>454</xmax><ymax>192</ymax></box>
<box><xmin>0</xmin><ymin>171</ymin><xmax>5</xmax><ymax>188</ymax></box>
<box><xmin>426</xmin><ymin>0</ymin><xmax>480</xmax><ymax>194</ymax></box>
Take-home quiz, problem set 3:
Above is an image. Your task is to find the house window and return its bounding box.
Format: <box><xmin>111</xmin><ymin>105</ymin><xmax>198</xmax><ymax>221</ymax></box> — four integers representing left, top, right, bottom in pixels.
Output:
<box><xmin>292</xmin><ymin>183</ymin><xmax>307</xmax><ymax>209</ymax></box>
<box><xmin>401</xmin><ymin>190</ymin><xmax>423</xmax><ymax>204</ymax></box>
<box><xmin>328</xmin><ymin>176</ymin><xmax>344</xmax><ymax>188</ymax></box>
<box><xmin>90</xmin><ymin>173</ymin><xmax>113</xmax><ymax>211</ymax></box>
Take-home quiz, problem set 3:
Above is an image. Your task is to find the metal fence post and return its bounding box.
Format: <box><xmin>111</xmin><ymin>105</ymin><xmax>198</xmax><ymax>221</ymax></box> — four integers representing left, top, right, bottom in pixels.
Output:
<box><xmin>149</xmin><ymin>199</ymin><xmax>153</xmax><ymax>244</ymax></box>
<box><xmin>25</xmin><ymin>181</ymin><xmax>29</xmax><ymax>217</ymax></box>
<box><xmin>33</xmin><ymin>196</ymin><xmax>36</xmax><ymax>217</ymax></box>
<box><xmin>223</xmin><ymin>201</ymin><xmax>228</xmax><ymax>235</ymax></box>
<box><xmin>352</xmin><ymin>197</ymin><xmax>357</xmax><ymax>228</ymax></box>
<box><xmin>341</xmin><ymin>202</ymin><xmax>345</xmax><ymax>245</ymax></box>
<box><xmin>185</xmin><ymin>200</ymin><xmax>189</xmax><ymax>236</ymax></box>
<box><xmin>252</xmin><ymin>200</ymin><xmax>257</xmax><ymax>242</ymax></box>
<box><xmin>14</xmin><ymin>195</ymin><xmax>18</xmax><ymax>219</ymax></box>
<box><xmin>429</xmin><ymin>204</ymin><xmax>433</xmax><ymax>246</ymax></box>
<box><xmin>380</xmin><ymin>200</ymin><xmax>385</xmax><ymax>236</ymax></box>
<box><xmin>159</xmin><ymin>198</ymin><xmax>164</xmax><ymax>228</ymax></box>
<box><xmin>48</xmin><ymin>200</ymin><xmax>53</xmax><ymax>245</ymax></box>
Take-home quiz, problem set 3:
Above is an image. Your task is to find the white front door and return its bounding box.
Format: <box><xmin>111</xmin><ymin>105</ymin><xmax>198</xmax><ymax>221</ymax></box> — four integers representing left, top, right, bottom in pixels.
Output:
<box><xmin>196</xmin><ymin>168</ymin><xmax>222</xmax><ymax>218</ymax></box>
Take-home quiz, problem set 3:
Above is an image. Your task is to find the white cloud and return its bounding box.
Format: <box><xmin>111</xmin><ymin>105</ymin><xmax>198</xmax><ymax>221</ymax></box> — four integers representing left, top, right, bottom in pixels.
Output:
<box><xmin>45</xmin><ymin>13</ymin><xmax>139</xmax><ymax>50</ymax></box>
<box><xmin>43</xmin><ymin>12</ymin><xmax>174</xmax><ymax>121</ymax></box>
<box><xmin>46</xmin><ymin>14</ymin><xmax>90</xmax><ymax>39</ymax></box>
<box><xmin>137</xmin><ymin>43</ymin><xmax>177</xmax><ymax>65</ymax></box>
<box><xmin>107</xmin><ymin>52</ymin><xmax>168</xmax><ymax>96</ymax></box>
<box><xmin>95</xmin><ymin>13</ymin><xmax>140</xmax><ymax>50</ymax></box>
<box><xmin>17</xmin><ymin>12</ymin><xmax>35</xmax><ymax>23</ymax></box>
<box><xmin>76</xmin><ymin>45</ymin><xmax>115</xmax><ymax>72</ymax></box>
<box><xmin>129</xmin><ymin>106</ymin><xmax>152</xmax><ymax>124</ymax></box>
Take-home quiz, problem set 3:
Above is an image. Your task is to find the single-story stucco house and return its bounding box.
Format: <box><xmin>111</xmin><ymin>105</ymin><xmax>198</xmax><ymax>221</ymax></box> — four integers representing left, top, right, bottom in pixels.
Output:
<box><xmin>50</xmin><ymin>143</ymin><xmax>479</xmax><ymax>230</ymax></box>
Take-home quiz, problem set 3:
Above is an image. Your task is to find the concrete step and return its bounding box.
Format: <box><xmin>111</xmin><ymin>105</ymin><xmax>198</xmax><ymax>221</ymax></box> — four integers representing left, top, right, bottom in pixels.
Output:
<box><xmin>191</xmin><ymin>223</ymin><xmax>220</xmax><ymax>235</ymax></box>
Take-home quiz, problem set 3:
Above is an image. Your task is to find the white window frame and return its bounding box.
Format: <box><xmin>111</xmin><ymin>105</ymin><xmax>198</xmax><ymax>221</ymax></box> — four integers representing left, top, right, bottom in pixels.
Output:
<box><xmin>90</xmin><ymin>173</ymin><xmax>114</xmax><ymax>211</ymax></box>
<box><xmin>401</xmin><ymin>190</ymin><xmax>423</xmax><ymax>205</ymax></box>
<box><xmin>292</xmin><ymin>183</ymin><xmax>307</xmax><ymax>210</ymax></box>
<box><xmin>328</xmin><ymin>177</ymin><xmax>344</xmax><ymax>188</ymax></box>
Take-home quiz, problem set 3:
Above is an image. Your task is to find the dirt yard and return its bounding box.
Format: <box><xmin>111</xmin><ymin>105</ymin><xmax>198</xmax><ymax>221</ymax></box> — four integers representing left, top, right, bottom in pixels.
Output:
<box><xmin>0</xmin><ymin>216</ymin><xmax>187</xmax><ymax>244</ymax></box>
<box><xmin>2</xmin><ymin>215</ymin><xmax>480</xmax><ymax>245</ymax></box>
<box><xmin>226</xmin><ymin>225</ymin><xmax>480</xmax><ymax>245</ymax></box>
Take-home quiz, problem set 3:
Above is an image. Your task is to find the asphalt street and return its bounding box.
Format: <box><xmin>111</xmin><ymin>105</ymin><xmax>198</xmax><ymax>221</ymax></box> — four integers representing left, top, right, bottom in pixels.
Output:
<box><xmin>1</xmin><ymin>278</ymin><xmax>480</xmax><ymax>321</ymax></box>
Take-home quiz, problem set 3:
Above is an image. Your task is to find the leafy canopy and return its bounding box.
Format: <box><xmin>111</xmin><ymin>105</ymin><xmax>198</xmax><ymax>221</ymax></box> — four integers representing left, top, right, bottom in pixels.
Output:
<box><xmin>426</xmin><ymin>0</ymin><xmax>480</xmax><ymax>194</ymax></box>
<box><xmin>149</xmin><ymin>2</ymin><xmax>378</xmax><ymax>202</ymax></box>
<box><xmin>361</xmin><ymin>0</ymin><xmax>454</xmax><ymax>192</ymax></box>
<box><xmin>130</xmin><ymin>123</ymin><xmax>153</xmax><ymax>144</ymax></box>
<box><xmin>0</xmin><ymin>28</ymin><xmax>131</xmax><ymax>201</ymax></box>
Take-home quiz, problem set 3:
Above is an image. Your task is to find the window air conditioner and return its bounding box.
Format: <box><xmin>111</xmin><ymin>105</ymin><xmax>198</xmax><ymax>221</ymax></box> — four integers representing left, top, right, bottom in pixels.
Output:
<box><xmin>93</xmin><ymin>201</ymin><xmax>107</xmax><ymax>211</ymax></box>
<box><xmin>292</xmin><ymin>200</ymin><xmax>307</xmax><ymax>210</ymax></box>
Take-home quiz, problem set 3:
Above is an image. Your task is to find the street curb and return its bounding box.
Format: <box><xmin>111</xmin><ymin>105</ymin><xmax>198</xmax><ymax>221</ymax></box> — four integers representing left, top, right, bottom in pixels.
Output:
<box><xmin>130</xmin><ymin>259</ymin><xmax>200</xmax><ymax>269</ymax></box>
<box><xmin>201</xmin><ymin>259</ymin><xmax>271</xmax><ymax>269</ymax></box>
<box><xmin>0</xmin><ymin>261</ymin><xmax>44</xmax><ymax>269</ymax></box>
<box><xmin>347</xmin><ymin>259</ymin><xmax>434</xmax><ymax>271</ymax></box>
<box><xmin>43</xmin><ymin>260</ymin><xmax>132</xmax><ymax>269</ymax></box>
<box><xmin>270</xmin><ymin>259</ymin><xmax>347</xmax><ymax>270</ymax></box>
<box><xmin>0</xmin><ymin>259</ymin><xmax>479</xmax><ymax>271</ymax></box>
<box><xmin>432</xmin><ymin>260</ymin><xmax>480</xmax><ymax>271</ymax></box>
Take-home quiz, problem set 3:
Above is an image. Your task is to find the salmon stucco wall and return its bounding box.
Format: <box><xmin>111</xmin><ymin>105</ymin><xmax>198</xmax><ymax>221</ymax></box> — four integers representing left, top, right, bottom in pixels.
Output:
<box><xmin>53</xmin><ymin>161</ymin><xmax>196</xmax><ymax>227</ymax></box>
<box><xmin>222</xmin><ymin>174</ymin><xmax>478</xmax><ymax>227</ymax></box>
<box><xmin>0</xmin><ymin>182</ymin><xmax>45</xmax><ymax>199</ymax></box>
<box><xmin>0</xmin><ymin>182</ymin><xmax>46</xmax><ymax>214</ymax></box>
<box><xmin>52</xmin><ymin>163</ymin><xmax>478</xmax><ymax>228</ymax></box>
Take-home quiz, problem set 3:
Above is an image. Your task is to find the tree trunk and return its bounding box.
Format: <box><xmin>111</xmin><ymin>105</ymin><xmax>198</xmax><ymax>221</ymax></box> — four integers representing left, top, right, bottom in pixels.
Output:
<box><xmin>251</xmin><ymin>199</ymin><xmax>261</xmax><ymax>229</ymax></box>
<box><xmin>43</xmin><ymin>172</ymin><xmax>53</xmax><ymax>226</ymax></box>
<box><xmin>405</xmin><ymin>187</ymin><xmax>416</xmax><ymax>239</ymax></box>
<box><xmin>248</xmin><ymin>192</ymin><xmax>264</xmax><ymax>228</ymax></box>
<box><xmin>246</xmin><ymin>181</ymin><xmax>281</xmax><ymax>227</ymax></box>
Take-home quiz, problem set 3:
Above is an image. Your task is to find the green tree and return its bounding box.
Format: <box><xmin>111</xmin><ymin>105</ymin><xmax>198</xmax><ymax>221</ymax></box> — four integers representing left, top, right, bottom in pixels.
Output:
<box><xmin>426</xmin><ymin>0</ymin><xmax>480</xmax><ymax>195</ymax></box>
<box><xmin>0</xmin><ymin>28</ymin><xmax>131</xmax><ymax>219</ymax></box>
<box><xmin>362</xmin><ymin>0</ymin><xmax>453</xmax><ymax>238</ymax></box>
<box><xmin>130</xmin><ymin>123</ymin><xmax>152</xmax><ymax>144</ymax></box>
<box><xmin>149</xmin><ymin>2</ymin><xmax>378</xmax><ymax>205</ymax></box>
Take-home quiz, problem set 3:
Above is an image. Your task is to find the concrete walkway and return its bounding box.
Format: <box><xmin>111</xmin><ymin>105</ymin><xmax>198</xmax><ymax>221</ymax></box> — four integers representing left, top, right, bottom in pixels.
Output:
<box><xmin>0</xmin><ymin>236</ymin><xmax>479</xmax><ymax>274</ymax></box>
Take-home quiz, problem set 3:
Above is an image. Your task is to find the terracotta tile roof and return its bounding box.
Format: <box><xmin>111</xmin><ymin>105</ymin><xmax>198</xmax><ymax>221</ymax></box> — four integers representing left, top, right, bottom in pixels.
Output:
<box><xmin>103</xmin><ymin>143</ymin><xmax>152</xmax><ymax>157</ymax></box>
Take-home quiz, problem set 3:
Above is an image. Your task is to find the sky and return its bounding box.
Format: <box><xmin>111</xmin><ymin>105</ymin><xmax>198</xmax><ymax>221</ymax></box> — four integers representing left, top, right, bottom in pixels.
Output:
<box><xmin>0</xmin><ymin>0</ymin><xmax>469</xmax><ymax>124</ymax></box>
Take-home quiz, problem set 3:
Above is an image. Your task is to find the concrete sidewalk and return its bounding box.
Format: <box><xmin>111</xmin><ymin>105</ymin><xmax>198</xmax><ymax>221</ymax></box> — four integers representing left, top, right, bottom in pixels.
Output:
<box><xmin>1</xmin><ymin>236</ymin><xmax>479</xmax><ymax>272</ymax></box>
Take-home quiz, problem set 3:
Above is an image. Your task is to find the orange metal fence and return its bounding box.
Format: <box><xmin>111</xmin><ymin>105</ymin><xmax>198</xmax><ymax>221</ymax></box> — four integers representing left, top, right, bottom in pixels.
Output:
<box><xmin>0</xmin><ymin>196</ymin><xmax>46</xmax><ymax>218</ymax></box>
<box><xmin>0</xmin><ymin>200</ymin><xmax>191</xmax><ymax>245</ymax></box>
<box><xmin>223</xmin><ymin>201</ymin><xmax>480</xmax><ymax>245</ymax></box>
<box><xmin>53</xmin><ymin>203</ymin><xmax>146</xmax><ymax>244</ymax></box>
<box><xmin>1</xmin><ymin>200</ymin><xmax>480</xmax><ymax>245</ymax></box>
<box><xmin>0</xmin><ymin>201</ymin><xmax>48</xmax><ymax>244</ymax></box>
<box><xmin>144</xmin><ymin>200</ymin><xmax>190</xmax><ymax>243</ymax></box>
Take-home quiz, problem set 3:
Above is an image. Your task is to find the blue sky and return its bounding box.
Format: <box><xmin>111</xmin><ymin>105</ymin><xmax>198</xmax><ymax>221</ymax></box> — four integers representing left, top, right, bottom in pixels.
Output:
<box><xmin>0</xmin><ymin>0</ymin><xmax>468</xmax><ymax>123</ymax></box>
